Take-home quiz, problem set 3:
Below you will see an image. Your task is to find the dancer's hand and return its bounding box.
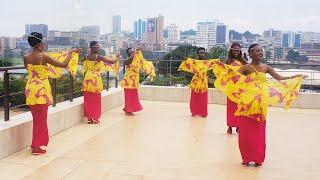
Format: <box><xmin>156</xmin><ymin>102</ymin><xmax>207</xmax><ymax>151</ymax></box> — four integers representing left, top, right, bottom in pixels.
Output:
<box><xmin>70</xmin><ymin>48</ymin><xmax>80</xmax><ymax>53</ymax></box>
<box><xmin>116</xmin><ymin>53</ymin><xmax>120</xmax><ymax>59</ymax></box>
<box><xmin>292</xmin><ymin>74</ymin><xmax>308</xmax><ymax>79</ymax></box>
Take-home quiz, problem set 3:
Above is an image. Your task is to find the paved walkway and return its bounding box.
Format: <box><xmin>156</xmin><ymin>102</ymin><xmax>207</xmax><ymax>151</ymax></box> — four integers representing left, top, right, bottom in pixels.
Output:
<box><xmin>0</xmin><ymin>101</ymin><xmax>319</xmax><ymax>180</ymax></box>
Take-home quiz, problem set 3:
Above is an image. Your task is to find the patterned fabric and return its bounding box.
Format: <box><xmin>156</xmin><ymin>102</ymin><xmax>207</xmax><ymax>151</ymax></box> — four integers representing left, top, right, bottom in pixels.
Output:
<box><xmin>213</xmin><ymin>62</ymin><xmax>303</xmax><ymax>122</ymax></box>
<box><xmin>81</xmin><ymin>57</ymin><xmax>119</xmax><ymax>93</ymax></box>
<box><xmin>81</xmin><ymin>60</ymin><xmax>104</xmax><ymax>93</ymax></box>
<box><xmin>47</xmin><ymin>52</ymin><xmax>79</xmax><ymax>78</ymax></box>
<box><xmin>101</xmin><ymin>54</ymin><xmax>120</xmax><ymax>78</ymax></box>
<box><xmin>178</xmin><ymin>58</ymin><xmax>219</xmax><ymax>93</ymax></box>
<box><xmin>226</xmin><ymin>60</ymin><xmax>244</xmax><ymax>127</ymax></box>
<box><xmin>25</xmin><ymin>65</ymin><xmax>53</xmax><ymax>105</ymax></box>
<box><xmin>121</xmin><ymin>51</ymin><xmax>156</xmax><ymax>89</ymax></box>
<box><xmin>230</xmin><ymin>60</ymin><xmax>242</xmax><ymax>67</ymax></box>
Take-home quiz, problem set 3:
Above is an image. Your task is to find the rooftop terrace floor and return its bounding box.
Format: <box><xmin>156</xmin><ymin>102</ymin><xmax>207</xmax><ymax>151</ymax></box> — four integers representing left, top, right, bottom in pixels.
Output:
<box><xmin>0</xmin><ymin>101</ymin><xmax>320</xmax><ymax>180</ymax></box>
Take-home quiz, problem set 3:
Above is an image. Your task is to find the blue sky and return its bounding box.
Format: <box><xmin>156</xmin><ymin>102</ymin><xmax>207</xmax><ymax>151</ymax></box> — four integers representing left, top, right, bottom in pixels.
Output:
<box><xmin>1</xmin><ymin>0</ymin><xmax>319</xmax><ymax>37</ymax></box>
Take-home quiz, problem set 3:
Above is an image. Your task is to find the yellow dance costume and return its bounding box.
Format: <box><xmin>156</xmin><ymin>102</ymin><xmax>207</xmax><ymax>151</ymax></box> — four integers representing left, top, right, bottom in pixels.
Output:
<box><xmin>121</xmin><ymin>50</ymin><xmax>156</xmax><ymax>89</ymax></box>
<box><xmin>178</xmin><ymin>58</ymin><xmax>219</xmax><ymax>93</ymax></box>
<box><xmin>213</xmin><ymin>62</ymin><xmax>303</xmax><ymax>121</ymax></box>
<box><xmin>25</xmin><ymin>52</ymin><xmax>79</xmax><ymax>105</ymax></box>
<box><xmin>82</xmin><ymin>57</ymin><xmax>119</xmax><ymax>93</ymax></box>
<box><xmin>25</xmin><ymin>65</ymin><xmax>53</xmax><ymax>105</ymax></box>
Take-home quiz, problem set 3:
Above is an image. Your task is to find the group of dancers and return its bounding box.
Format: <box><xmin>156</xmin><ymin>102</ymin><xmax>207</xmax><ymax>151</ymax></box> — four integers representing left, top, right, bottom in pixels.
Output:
<box><xmin>24</xmin><ymin>32</ymin><xmax>306</xmax><ymax>167</ymax></box>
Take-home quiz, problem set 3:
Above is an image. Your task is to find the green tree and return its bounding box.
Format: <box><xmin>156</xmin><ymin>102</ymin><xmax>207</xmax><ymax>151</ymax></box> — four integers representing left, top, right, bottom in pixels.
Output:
<box><xmin>208</xmin><ymin>46</ymin><xmax>227</xmax><ymax>59</ymax></box>
<box><xmin>0</xmin><ymin>75</ymin><xmax>27</xmax><ymax>107</ymax></box>
<box><xmin>142</xmin><ymin>50</ymin><xmax>153</xmax><ymax>59</ymax></box>
<box><xmin>160</xmin><ymin>45</ymin><xmax>198</xmax><ymax>75</ymax></box>
<box><xmin>286</xmin><ymin>49</ymin><xmax>308</xmax><ymax>64</ymax></box>
<box><xmin>79</xmin><ymin>39</ymin><xmax>88</xmax><ymax>61</ymax></box>
<box><xmin>3</xmin><ymin>48</ymin><xmax>14</xmax><ymax>58</ymax></box>
<box><xmin>0</xmin><ymin>57</ymin><xmax>13</xmax><ymax>67</ymax></box>
<box><xmin>99</xmin><ymin>49</ymin><xmax>106</xmax><ymax>56</ymax></box>
<box><xmin>265</xmin><ymin>50</ymin><xmax>272</xmax><ymax>60</ymax></box>
<box><xmin>287</xmin><ymin>49</ymin><xmax>300</xmax><ymax>62</ymax></box>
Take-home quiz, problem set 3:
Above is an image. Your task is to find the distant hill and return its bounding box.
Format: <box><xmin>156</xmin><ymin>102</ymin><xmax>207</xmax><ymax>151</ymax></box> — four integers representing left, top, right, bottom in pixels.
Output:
<box><xmin>229</xmin><ymin>30</ymin><xmax>260</xmax><ymax>40</ymax></box>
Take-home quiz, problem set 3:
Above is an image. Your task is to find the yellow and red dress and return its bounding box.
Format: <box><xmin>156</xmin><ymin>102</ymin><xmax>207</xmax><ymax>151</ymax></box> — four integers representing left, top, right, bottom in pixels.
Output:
<box><xmin>25</xmin><ymin>52</ymin><xmax>78</xmax><ymax>149</ymax></box>
<box><xmin>178</xmin><ymin>58</ymin><xmax>219</xmax><ymax>117</ymax></box>
<box><xmin>213</xmin><ymin>62</ymin><xmax>302</xmax><ymax>164</ymax></box>
<box><xmin>82</xmin><ymin>60</ymin><xmax>104</xmax><ymax>120</ymax></box>
<box><xmin>121</xmin><ymin>51</ymin><xmax>155</xmax><ymax>113</ymax></box>
<box><xmin>82</xmin><ymin>58</ymin><xmax>119</xmax><ymax>120</ymax></box>
<box><xmin>25</xmin><ymin>64</ymin><xmax>52</xmax><ymax>148</ymax></box>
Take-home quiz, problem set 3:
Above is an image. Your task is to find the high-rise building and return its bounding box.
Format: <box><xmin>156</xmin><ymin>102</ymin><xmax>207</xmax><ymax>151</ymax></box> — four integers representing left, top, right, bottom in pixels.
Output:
<box><xmin>263</xmin><ymin>29</ymin><xmax>282</xmax><ymax>39</ymax></box>
<box><xmin>80</xmin><ymin>26</ymin><xmax>100</xmax><ymax>36</ymax></box>
<box><xmin>107</xmin><ymin>33</ymin><xmax>124</xmax><ymax>52</ymax></box>
<box><xmin>0</xmin><ymin>37</ymin><xmax>17</xmax><ymax>55</ymax></box>
<box><xmin>262</xmin><ymin>29</ymin><xmax>282</xmax><ymax>47</ymax></box>
<box><xmin>48</xmin><ymin>31</ymin><xmax>61</xmax><ymax>38</ymax></box>
<box><xmin>301</xmin><ymin>32</ymin><xmax>320</xmax><ymax>43</ymax></box>
<box><xmin>112</xmin><ymin>15</ymin><xmax>121</xmax><ymax>33</ymax></box>
<box><xmin>0</xmin><ymin>37</ymin><xmax>6</xmax><ymax>54</ymax></box>
<box><xmin>216</xmin><ymin>23</ymin><xmax>229</xmax><ymax>45</ymax></box>
<box><xmin>282</xmin><ymin>32</ymin><xmax>292</xmax><ymax>48</ymax></box>
<box><xmin>293</xmin><ymin>33</ymin><xmax>301</xmax><ymax>48</ymax></box>
<box><xmin>146</xmin><ymin>15</ymin><xmax>164</xmax><ymax>51</ymax></box>
<box><xmin>25</xmin><ymin>24</ymin><xmax>48</xmax><ymax>38</ymax></box>
<box><xmin>0</xmin><ymin>37</ymin><xmax>17</xmax><ymax>49</ymax></box>
<box><xmin>166</xmin><ymin>24</ymin><xmax>180</xmax><ymax>44</ymax></box>
<box><xmin>134</xmin><ymin>19</ymin><xmax>147</xmax><ymax>39</ymax></box>
<box><xmin>282</xmin><ymin>32</ymin><xmax>301</xmax><ymax>48</ymax></box>
<box><xmin>196</xmin><ymin>21</ymin><xmax>217</xmax><ymax>49</ymax></box>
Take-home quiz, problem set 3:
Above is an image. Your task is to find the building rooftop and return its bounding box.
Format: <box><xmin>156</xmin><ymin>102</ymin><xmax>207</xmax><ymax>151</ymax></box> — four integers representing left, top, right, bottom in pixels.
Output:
<box><xmin>0</xmin><ymin>100</ymin><xmax>319</xmax><ymax>179</ymax></box>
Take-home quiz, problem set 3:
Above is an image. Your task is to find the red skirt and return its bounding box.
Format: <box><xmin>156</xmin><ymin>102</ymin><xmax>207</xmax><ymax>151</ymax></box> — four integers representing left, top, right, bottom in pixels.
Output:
<box><xmin>238</xmin><ymin>115</ymin><xmax>266</xmax><ymax>164</ymax></box>
<box><xmin>83</xmin><ymin>91</ymin><xmax>101</xmax><ymax>120</ymax></box>
<box><xmin>124</xmin><ymin>88</ymin><xmax>143</xmax><ymax>113</ymax></box>
<box><xmin>30</xmin><ymin>104</ymin><xmax>49</xmax><ymax>148</ymax></box>
<box><xmin>227</xmin><ymin>98</ymin><xmax>239</xmax><ymax>127</ymax></box>
<box><xmin>190</xmin><ymin>90</ymin><xmax>208</xmax><ymax>117</ymax></box>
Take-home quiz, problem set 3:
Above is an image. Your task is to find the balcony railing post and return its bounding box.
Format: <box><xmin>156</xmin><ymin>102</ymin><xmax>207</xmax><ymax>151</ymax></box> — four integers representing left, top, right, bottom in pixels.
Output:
<box><xmin>4</xmin><ymin>71</ymin><xmax>10</xmax><ymax>121</ymax></box>
<box><xmin>169</xmin><ymin>60</ymin><xmax>172</xmax><ymax>86</ymax></box>
<box><xmin>106</xmin><ymin>72</ymin><xmax>110</xmax><ymax>91</ymax></box>
<box><xmin>52</xmin><ymin>79</ymin><xmax>57</xmax><ymax>107</ymax></box>
<box><xmin>115</xmin><ymin>76</ymin><xmax>118</xmax><ymax>88</ymax></box>
<box><xmin>123</xmin><ymin>61</ymin><xmax>126</xmax><ymax>75</ymax></box>
<box><xmin>70</xmin><ymin>73</ymin><xmax>74</xmax><ymax>102</ymax></box>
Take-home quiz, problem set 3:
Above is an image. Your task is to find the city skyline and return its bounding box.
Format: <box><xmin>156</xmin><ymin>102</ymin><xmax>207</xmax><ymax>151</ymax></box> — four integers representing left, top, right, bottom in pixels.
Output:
<box><xmin>1</xmin><ymin>0</ymin><xmax>320</xmax><ymax>37</ymax></box>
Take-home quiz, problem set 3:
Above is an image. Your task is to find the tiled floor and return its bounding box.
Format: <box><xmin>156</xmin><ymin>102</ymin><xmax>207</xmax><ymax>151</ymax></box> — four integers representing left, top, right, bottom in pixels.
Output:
<box><xmin>0</xmin><ymin>101</ymin><xmax>320</xmax><ymax>180</ymax></box>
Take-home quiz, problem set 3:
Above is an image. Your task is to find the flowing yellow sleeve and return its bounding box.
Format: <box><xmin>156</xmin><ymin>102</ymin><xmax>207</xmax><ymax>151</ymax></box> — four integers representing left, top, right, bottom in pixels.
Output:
<box><xmin>67</xmin><ymin>52</ymin><xmax>79</xmax><ymax>77</ymax></box>
<box><xmin>206</xmin><ymin>59</ymin><xmax>221</xmax><ymax>71</ymax></box>
<box><xmin>47</xmin><ymin>52</ymin><xmax>64</xmax><ymax>78</ymax></box>
<box><xmin>47</xmin><ymin>52</ymin><xmax>79</xmax><ymax>78</ymax></box>
<box><xmin>140</xmin><ymin>59</ymin><xmax>156</xmax><ymax>82</ymax></box>
<box><xmin>213</xmin><ymin>62</ymin><xmax>242</xmax><ymax>97</ymax></box>
<box><xmin>101</xmin><ymin>55</ymin><xmax>120</xmax><ymax>79</ymax></box>
<box><xmin>178</xmin><ymin>58</ymin><xmax>195</xmax><ymax>74</ymax></box>
<box><xmin>268</xmin><ymin>77</ymin><xmax>303</xmax><ymax>108</ymax></box>
<box><xmin>212</xmin><ymin>63</ymin><xmax>303</xmax><ymax>121</ymax></box>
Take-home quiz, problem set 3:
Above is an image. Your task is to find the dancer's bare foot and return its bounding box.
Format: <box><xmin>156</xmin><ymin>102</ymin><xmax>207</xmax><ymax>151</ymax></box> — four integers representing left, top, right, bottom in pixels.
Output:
<box><xmin>123</xmin><ymin>108</ymin><xmax>134</xmax><ymax>116</ymax></box>
<box><xmin>32</xmin><ymin>147</ymin><xmax>46</xmax><ymax>155</ymax></box>
<box><xmin>254</xmin><ymin>163</ymin><xmax>262</xmax><ymax>167</ymax></box>
<box><xmin>91</xmin><ymin>119</ymin><xmax>100</xmax><ymax>124</ymax></box>
<box><xmin>242</xmin><ymin>162</ymin><xmax>249</xmax><ymax>166</ymax></box>
<box><xmin>87</xmin><ymin>119</ymin><xmax>94</xmax><ymax>124</ymax></box>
